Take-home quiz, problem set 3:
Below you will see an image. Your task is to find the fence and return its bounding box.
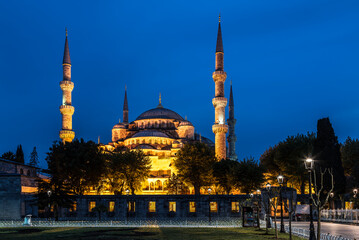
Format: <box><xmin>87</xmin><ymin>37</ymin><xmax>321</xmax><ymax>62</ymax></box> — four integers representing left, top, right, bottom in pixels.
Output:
<box><xmin>321</xmin><ymin>209</ymin><xmax>359</xmax><ymax>224</ymax></box>
<box><xmin>272</xmin><ymin>222</ymin><xmax>353</xmax><ymax>240</ymax></box>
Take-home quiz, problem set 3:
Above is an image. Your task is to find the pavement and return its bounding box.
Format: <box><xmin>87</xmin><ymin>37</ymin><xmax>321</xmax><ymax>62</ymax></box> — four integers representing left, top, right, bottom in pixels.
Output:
<box><xmin>289</xmin><ymin>221</ymin><xmax>359</xmax><ymax>240</ymax></box>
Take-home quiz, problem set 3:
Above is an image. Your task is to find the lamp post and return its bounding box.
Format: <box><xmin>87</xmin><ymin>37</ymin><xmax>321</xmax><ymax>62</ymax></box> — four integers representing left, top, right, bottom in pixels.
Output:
<box><xmin>330</xmin><ymin>192</ymin><xmax>334</xmax><ymax>209</ymax></box>
<box><xmin>256</xmin><ymin>189</ymin><xmax>261</xmax><ymax>229</ymax></box>
<box><xmin>305</xmin><ymin>158</ymin><xmax>316</xmax><ymax>240</ymax></box>
<box><xmin>208</xmin><ymin>188</ymin><xmax>212</xmax><ymax>224</ymax></box>
<box><xmin>47</xmin><ymin>190</ymin><xmax>52</xmax><ymax>220</ymax></box>
<box><xmin>125</xmin><ymin>189</ymin><xmax>130</xmax><ymax>224</ymax></box>
<box><xmin>277</xmin><ymin>175</ymin><xmax>285</xmax><ymax>233</ymax></box>
<box><xmin>266</xmin><ymin>183</ymin><xmax>271</xmax><ymax>229</ymax></box>
<box><xmin>354</xmin><ymin>189</ymin><xmax>358</xmax><ymax>198</ymax></box>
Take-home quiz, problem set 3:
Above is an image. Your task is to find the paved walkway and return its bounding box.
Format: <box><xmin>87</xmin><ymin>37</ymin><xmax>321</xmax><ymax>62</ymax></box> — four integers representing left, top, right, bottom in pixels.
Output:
<box><xmin>290</xmin><ymin>221</ymin><xmax>359</xmax><ymax>239</ymax></box>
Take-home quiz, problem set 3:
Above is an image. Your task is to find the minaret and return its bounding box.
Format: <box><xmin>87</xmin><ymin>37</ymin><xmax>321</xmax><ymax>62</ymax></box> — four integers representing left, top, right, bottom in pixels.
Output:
<box><xmin>212</xmin><ymin>15</ymin><xmax>228</xmax><ymax>160</ymax></box>
<box><xmin>123</xmin><ymin>86</ymin><xmax>129</xmax><ymax>124</ymax></box>
<box><xmin>227</xmin><ymin>81</ymin><xmax>237</xmax><ymax>160</ymax></box>
<box><xmin>59</xmin><ymin>29</ymin><xmax>75</xmax><ymax>143</ymax></box>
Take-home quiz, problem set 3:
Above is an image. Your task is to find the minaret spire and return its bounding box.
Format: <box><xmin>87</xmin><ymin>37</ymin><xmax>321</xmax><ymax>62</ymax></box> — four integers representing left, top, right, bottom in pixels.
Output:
<box><xmin>212</xmin><ymin>16</ymin><xmax>228</xmax><ymax>160</ymax></box>
<box><xmin>157</xmin><ymin>92</ymin><xmax>163</xmax><ymax>108</ymax></box>
<box><xmin>59</xmin><ymin>29</ymin><xmax>75</xmax><ymax>143</ymax></box>
<box><xmin>123</xmin><ymin>86</ymin><xmax>129</xmax><ymax>124</ymax></box>
<box><xmin>227</xmin><ymin>81</ymin><xmax>237</xmax><ymax>160</ymax></box>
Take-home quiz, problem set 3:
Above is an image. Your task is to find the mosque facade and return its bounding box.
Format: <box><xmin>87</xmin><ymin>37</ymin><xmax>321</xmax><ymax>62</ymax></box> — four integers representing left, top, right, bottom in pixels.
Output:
<box><xmin>59</xmin><ymin>19</ymin><xmax>237</xmax><ymax>195</ymax></box>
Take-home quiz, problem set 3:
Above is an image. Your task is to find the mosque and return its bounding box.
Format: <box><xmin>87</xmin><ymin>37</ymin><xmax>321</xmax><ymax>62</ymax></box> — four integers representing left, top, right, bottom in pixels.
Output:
<box><xmin>58</xmin><ymin>18</ymin><xmax>237</xmax><ymax>195</ymax></box>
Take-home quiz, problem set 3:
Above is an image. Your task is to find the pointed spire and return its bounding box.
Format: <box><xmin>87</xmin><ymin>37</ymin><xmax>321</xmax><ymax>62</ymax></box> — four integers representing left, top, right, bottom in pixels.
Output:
<box><xmin>63</xmin><ymin>28</ymin><xmax>71</xmax><ymax>65</ymax></box>
<box><xmin>216</xmin><ymin>15</ymin><xmax>223</xmax><ymax>53</ymax></box>
<box><xmin>157</xmin><ymin>92</ymin><xmax>163</xmax><ymax>108</ymax></box>
<box><xmin>229</xmin><ymin>81</ymin><xmax>234</xmax><ymax>119</ymax></box>
<box><xmin>123</xmin><ymin>86</ymin><xmax>128</xmax><ymax>111</ymax></box>
<box><xmin>229</xmin><ymin>81</ymin><xmax>234</xmax><ymax>107</ymax></box>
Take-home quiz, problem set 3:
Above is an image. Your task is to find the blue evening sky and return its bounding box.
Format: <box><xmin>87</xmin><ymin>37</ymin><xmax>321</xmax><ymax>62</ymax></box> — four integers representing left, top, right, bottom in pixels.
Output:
<box><xmin>0</xmin><ymin>0</ymin><xmax>359</xmax><ymax>168</ymax></box>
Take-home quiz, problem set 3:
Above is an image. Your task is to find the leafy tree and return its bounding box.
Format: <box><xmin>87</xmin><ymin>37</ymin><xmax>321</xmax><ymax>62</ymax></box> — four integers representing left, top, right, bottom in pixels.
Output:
<box><xmin>313</xmin><ymin>118</ymin><xmax>346</xmax><ymax>203</ymax></box>
<box><xmin>213</xmin><ymin>159</ymin><xmax>239</xmax><ymax>194</ymax></box>
<box><xmin>15</xmin><ymin>144</ymin><xmax>25</xmax><ymax>163</ymax></box>
<box><xmin>235</xmin><ymin>157</ymin><xmax>264</xmax><ymax>194</ymax></box>
<box><xmin>1</xmin><ymin>151</ymin><xmax>16</xmax><ymax>161</ymax></box>
<box><xmin>37</xmin><ymin>179</ymin><xmax>74</xmax><ymax>221</ymax></box>
<box><xmin>174</xmin><ymin>142</ymin><xmax>216</xmax><ymax>195</ymax></box>
<box><xmin>29</xmin><ymin>147</ymin><xmax>39</xmax><ymax>167</ymax></box>
<box><xmin>46</xmin><ymin>139</ymin><xmax>105</xmax><ymax>195</ymax></box>
<box><xmin>104</xmin><ymin>149</ymin><xmax>151</xmax><ymax>195</ymax></box>
<box><xmin>341</xmin><ymin>137</ymin><xmax>359</xmax><ymax>190</ymax></box>
<box><xmin>260</xmin><ymin>133</ymin><xmax>315</xmax><ymax>194</ymax></box>
<box><xmin>166</xmin><ymin>173</ymin><xmax>189</xmax><ymax>195</ymax></box>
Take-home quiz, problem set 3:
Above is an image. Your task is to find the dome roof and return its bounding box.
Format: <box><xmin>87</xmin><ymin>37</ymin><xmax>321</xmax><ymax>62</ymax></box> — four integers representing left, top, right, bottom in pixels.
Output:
<box><xmin>179</xmin><ymin>120</ymin><xmax>193</xmax><ymax>127</ymax></box>
<box><xmin>136</xmin><ymin>107</ymin><xmax>184</xmax><ymax>121</ymax></box>
<box><xmin>132</xmin><ymin>130</ymin><xmax>170</xmax><ymax>138</ymax></box>
<box><xmin>113</xmin><ymin>123</ymin><xmax>126</xmax><ymax>129</ymax></box>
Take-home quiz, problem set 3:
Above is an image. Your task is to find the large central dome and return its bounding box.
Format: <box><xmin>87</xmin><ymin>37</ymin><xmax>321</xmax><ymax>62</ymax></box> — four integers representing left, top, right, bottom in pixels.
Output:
<box><xmin>136</xmin><ymin>106</ymin><xmax>184</xmax><ymax>121</ymax></box>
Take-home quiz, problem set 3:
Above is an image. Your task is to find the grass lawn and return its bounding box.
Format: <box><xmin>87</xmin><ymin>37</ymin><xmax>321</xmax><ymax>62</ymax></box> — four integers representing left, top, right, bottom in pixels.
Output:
<box><xmin>0</xmin><ymin>227</ymin><xmax>304</xmax><ymax>240</ymax></box>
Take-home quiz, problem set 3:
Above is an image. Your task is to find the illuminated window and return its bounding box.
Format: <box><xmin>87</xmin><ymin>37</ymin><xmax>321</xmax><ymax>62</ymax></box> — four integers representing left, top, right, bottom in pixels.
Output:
<box><xmin>169</xmin><ymin>202</ymin><xmax>176</xmax><ymax>212</ymax></box>
<box><xmin>189</xmin><ymin>202</ymin><xmax>196</xmax><ymax>212</ymax></box>
<box><xmin>109</xmin><ymin>201</ymin><xmax>115</xmax><ymax>212</ymax></box>
<box><xmin>210</xmin><ymin>202</ymin><xmax>218</xmax><ymax>212</ymax></box>
<box><xmin>155</xmin><ymin>180</ymin><xmax>162</xmax><ymax>190</ymax></box>
<box><xmin>69</xmin><ymin>202</ymin><xmax>77</xmax><ymax>212</ymax></box>
<box><xmin>231</xmin><ymin>202</ymin><xmax>240</xmax><ymax>213</ymax></box>
<box><xmin>89</xmin><ymin>201</ymin><xmax>96</xmax><ymax>212</ymax></box>
<box><xmin>128</xmin><ymin>201</ymin><xmax>135</xmax><ymax>212</ymax></box>
<box><xmin>149</xmin><ymin>201</ymin><xmax>156</xmax><ymax>212</ymax></box>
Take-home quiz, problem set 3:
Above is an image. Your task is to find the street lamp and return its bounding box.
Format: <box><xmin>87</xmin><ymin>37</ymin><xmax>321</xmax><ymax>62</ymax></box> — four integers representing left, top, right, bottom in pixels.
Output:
<box><xmin>305</xmin><ymin>158</ymin><xmax>316</xmax><ymax>240</ymax></box>
<box><xmin>125</xmin><ymin>189</ymin><xmax>130</xmax><ymax>224</ymax></box>
<box><xmin>277</xmin><ymin>175</ymin><xmax>285</xmax><ymax>233</ymax></box>
<box><xmin>47</xmin><ymin>190</ymin><xmax>52</xmax><ymax>220</ymax></box>
<box><xmin>256</xmin><ymin>189</ymin><xmax>261</xmax><ymax>229</ymax></box>
<box><xmin>266</xmin><ymin>183</ymin><xmax>271</xmax><ymax>229</ymax></box>
<box><xmin>208</xmin><ymin>188</ymin><xmax>212</xmax><ymax>224</ymax></box>
<box><xmin>354</xmin><ymin>189</ymin><xmax>358</xmax><ymax>198</ymax></box>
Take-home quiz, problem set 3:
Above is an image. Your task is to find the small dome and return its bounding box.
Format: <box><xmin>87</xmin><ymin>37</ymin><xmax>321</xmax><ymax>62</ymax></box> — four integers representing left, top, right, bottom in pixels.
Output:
<box><xmin>136</xmin><ymin>107</ymin><xmax>184</xmax><ymax>121</ymax></box>
<box><xmin>179</xmin><ymin>120</ymin><xmax>193</xmax><ymax>127</ymax></box>
<box><xmin>132</xmin><ymin>130</ymin><xmax>170</xmax><ymax>138</ymax></box>
<box><xmin>138</xmin><ymin>144</ymin><xmax>156</xmax><ymax>149</ymax></box>
<box><xmin>173</xmin><ymin>140</ymin><xmax>180</xmax><ymax>144</ymax></box>
<box><xmin>113</xmin><ymin>123</ymin><xmax>126</xmax><ymax>129</ymax></box>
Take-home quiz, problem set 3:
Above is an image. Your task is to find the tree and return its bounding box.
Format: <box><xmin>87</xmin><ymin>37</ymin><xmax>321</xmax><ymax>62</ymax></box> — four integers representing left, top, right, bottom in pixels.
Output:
<box><xmin>235</xmin><ymin>157</ymin><xmax>264</xmax><ymax>194</ymax></box>
<box><xmin>166</xmin><ymin>173</ymin><xmax>189</xmax><ymax>195</ymax></box>
<box><xmin>311</xmin><ymin>168</ymin><xmax>334</xmax><ymax>239</ymax></box>
<box><xmin>213</xmin><ymin>159</ymin><xmax>239</xmax><ymax>194</ymax></box>
<box><xmin>15</xmin><ymin>144</ymin><xmax>25</xmax><ymax>163</ymax></box>
<box><xmin>341</xmin><ymin>137</ymin><xmax>359</xmax><ymax>190</ymax></box>
<box><xmin>1</xmin><ymin>151</ymin><xmax>15</xmax><ymax>161</ymax></box>
<box><xmin>105</xmin><ymin>149</ymin><xmax>151</xmax><ymax>195</ymax></box>
<box><xmin>29</xmin><ymin>147</ymin><xmax>39</xmax><ymax>167</ymax></box>
<box><xmin>313</xmin><ymin>118</ymin><xmax>346</xmax><ymax>205</ymax></box>
<box><xmin>260</xmin><ymin>133</ymin><xmax>315</xmax><ymax>194</ymax></box>
<box><xmin>46</xmin><ymin>139</ymin><xmax>105</xmax><ymax>195</ymax></box>
<box><xmin>174</xmin><ymin>142</ymin><xmax>217</xmax><ymax>195</ymax></box>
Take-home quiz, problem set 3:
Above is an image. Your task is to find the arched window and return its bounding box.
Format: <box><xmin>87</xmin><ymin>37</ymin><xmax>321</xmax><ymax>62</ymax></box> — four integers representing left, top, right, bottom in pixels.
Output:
<box><xmin>155</xmin><ymin>180</ymin><xmax>162</xmax><ymax>190</ymax></box>
<box><xmin>20</xmin><ymin>169</ymin><xmax>23</xmax><ymax>175</ymax></box>
<box><xmin>150</xmin><ymin>182</ymin><xmax>154</xmax><ymax>191</ymax></box>
<box><xmin>27</xmin><ymin>170</ymin><xmax>30</xmax><ymax>176</ymax></box>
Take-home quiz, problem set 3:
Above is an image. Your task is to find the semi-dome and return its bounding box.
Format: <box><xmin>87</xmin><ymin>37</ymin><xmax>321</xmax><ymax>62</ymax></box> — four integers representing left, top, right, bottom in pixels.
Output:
<box><xmin>136</xmin><ymin>107</ymin><xmax>184</xmax><ymax>121</ymax></box>
<box><xmin>132</xmin><ymin>130</ymin><xmax>170</xmax><ymax>138</ymax></box>
<box><xmin>178</xmin><ymin>120</ymin><xmax>193</xmax><ymax>127</ymax></box>
<box><xmin>113</xmin><ymin>123</ymin><xmax>126</xmax><ymax>129</ymax></box>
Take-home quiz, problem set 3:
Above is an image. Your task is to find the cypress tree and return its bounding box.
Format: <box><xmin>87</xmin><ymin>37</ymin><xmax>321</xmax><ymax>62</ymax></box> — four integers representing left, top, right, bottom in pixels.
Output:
<box><xmin>313</xmin><ymin>117</ymin><xmax>346</xmax><ymax>194</ymax></box>
<box><xmin>15</xmin><ymin>144</ymin><xmax>25</xmax><ymax>164</ymax></box>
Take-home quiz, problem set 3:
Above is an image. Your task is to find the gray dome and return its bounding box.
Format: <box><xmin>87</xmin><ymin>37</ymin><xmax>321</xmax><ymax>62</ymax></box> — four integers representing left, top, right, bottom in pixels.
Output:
<box><xmin>136</xmin><ymin>107</ymin><xmax>184</xmax><ymax>121</ymax></box>
<box><xmin>132</xmin><ymin>130</ymin><xmax>170</xmax><ymax>138</ymax></box>
<box><xmin>113</xmin><ymin>123</ymin><xmax>126</xmax><ymax>129</ymax></box>
<box><xmin>179</xmin><ymin>120</ymin><xmax>193</xmax><ymax>127</ymax></box>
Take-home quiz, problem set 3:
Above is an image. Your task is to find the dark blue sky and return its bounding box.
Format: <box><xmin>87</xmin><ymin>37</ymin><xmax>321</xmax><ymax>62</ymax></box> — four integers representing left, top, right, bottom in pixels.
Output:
<box><xmin>1</xmin><ymin>1</ymin><xmax>359</xmax><ymax>168</ymax></box>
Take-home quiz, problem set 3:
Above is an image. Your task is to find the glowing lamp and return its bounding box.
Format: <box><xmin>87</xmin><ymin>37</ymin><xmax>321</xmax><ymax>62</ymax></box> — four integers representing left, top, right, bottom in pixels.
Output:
<box><xmin>266</xmin><ymin>183</ymin><xmax>271</xmax><ymax>191</ymax></box>
<box><xmin>305</xmin><ymin>158</ymin><xmax>314</xmax><ymax>170</ymax></box>
<box><xmin>277</xmin><ymin>175</ymin><xmax>284</xmax><ymax>184</ymax></box>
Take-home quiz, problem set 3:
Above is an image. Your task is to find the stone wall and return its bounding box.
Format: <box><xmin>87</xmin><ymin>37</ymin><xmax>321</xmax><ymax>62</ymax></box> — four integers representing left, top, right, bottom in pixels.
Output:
<box><xmin>0</xmin><ymin>174</ymin><xmax>21</xmax><ymax>219</ymax></box>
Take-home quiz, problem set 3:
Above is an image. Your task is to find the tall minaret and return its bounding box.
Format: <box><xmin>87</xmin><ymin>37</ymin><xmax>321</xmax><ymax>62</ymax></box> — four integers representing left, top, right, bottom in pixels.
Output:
<box><xmin>227</xmin><ymin>82</ymin><xmax>237</xmax><ymax>160</ymax></box>
<box><xmin>212</xmin><ymin>15</ymin><xmax>228</xmax><ymax>160</ymax></box>
<box><xmin>123</xmin><ymin>86</ymin><xmax>129</xmax><ymax>124</ymax></box>
<box><xmin>59</xmin><ymin>29</ymin><xmax>75</xmax><ymax>143</ymax></box>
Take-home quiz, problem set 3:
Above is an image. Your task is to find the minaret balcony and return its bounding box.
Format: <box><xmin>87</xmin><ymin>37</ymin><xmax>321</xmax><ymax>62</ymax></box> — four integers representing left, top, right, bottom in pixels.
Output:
<box><xmin>212</xmin><ymin>71</ymin><xmax>227</xmax><ymax>82</ymax></box>
<box><xmin>60</xmin><ymin>81</ymin><xmax>74</xmax><ymax>91</ymax></box>
<box><xmin>60</xmin><ymin>105</ymin><xmax>75</xmax><ymax>115</ymax></box>
<box><xmin>212</xmin><ymin>123</ymin><xmax>228</xmax><ymax>134</ymax></box>
<box><xmin>212</xmin><ymin>97</ymin><xmax>227</xmax><ymax>108</ymax></box>
<box><xmin>59</xmin><ymin>130</ymin><xmax>75</xmax><ymax>142</ymax></box>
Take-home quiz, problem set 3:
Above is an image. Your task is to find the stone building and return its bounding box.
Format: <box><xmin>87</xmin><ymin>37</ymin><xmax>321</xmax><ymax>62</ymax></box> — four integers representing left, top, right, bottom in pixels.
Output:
<box><xmin>59</xmin><ymin>18</ymin><xmax>236</xmax><ymax>195</ymax></box>
<box><xmin>0</xmin><ymin>158</ymin><xmax>40</xmax><ymax>219</ymax></box>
